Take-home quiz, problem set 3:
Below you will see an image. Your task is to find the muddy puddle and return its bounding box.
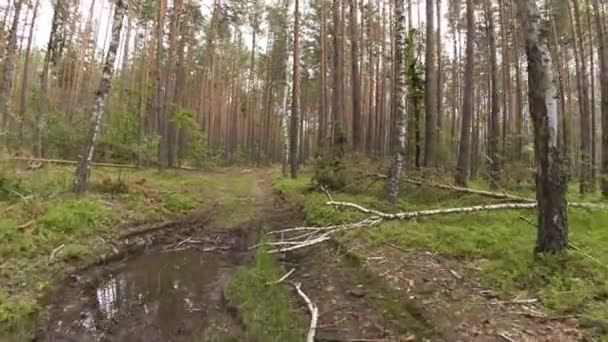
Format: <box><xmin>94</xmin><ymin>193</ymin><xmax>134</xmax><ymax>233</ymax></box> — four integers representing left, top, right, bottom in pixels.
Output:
<box><xmin>44</xmin><ymin>246</ymin><xmax>244</xmax><ymax>342</ymax></box>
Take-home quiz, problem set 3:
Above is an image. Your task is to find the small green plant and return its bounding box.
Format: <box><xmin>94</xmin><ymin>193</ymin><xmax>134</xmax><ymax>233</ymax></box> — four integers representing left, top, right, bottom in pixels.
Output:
<box><xmin>225</xmin><ymin>245</ymin><xmax>307</xmax><ymax>341</ymax></box>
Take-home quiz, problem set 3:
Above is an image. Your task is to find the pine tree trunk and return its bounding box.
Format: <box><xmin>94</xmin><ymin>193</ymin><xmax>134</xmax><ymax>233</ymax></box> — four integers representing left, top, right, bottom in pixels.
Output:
<box><xmin>17</xmin><ymin>0</ymin><xmax>39</xmax><ymax>150</ymax></box>
<box><xmin>486</xmin><ymin>0</ymin><xmax>500</xmax><ymax>184</ymax></box>
<box><xmin>350</xmin><ymin>0</ymin><xmax>362</xmax><ymax>151</ymax></box>
<box><xmin>423</xmin><ymin>0</ymin><xmax>436</xmax><ymax>168</ymax></box>
<box><xmin>318</xmin><ymin>0</ymin><xmax>328</xmax><ymax>149</ymax></box>
<box><xmin>570</xmin><ymin>0</ymin><xmax>592</xmax><ymax>194</ymax></box>
<box><xmin>591</xmin><ymin>0</ymin><xmax>608</xmax><ymax>196</ymax></box>
<box><xmin>384</xmin><ymin>0</ymin><xmax>407</xmax><ymax>202</ymax></box>
<box><xmin>73</xmin><ymin>0</ymin><xmax>126</xmax><ymax>193</ymax></box>
<box><xmin>519</xmin><ymin>0</ymin><xmax>568</xmax><ymax>253</ymax></box>
<box><xmin>290</xmin><ymin>0</ymin><xmax>300</xmax><ymax>178</ymax></box>
<box><xmin>155</xmin><ymin>0</ymin><xmax>167</xmax><ymax>170</ymax></box>
<box><xmin>455</xmin><ymin>0</ymin><xmax>475</xmax><ymax>186</ymax></box>
<box><xmin>435</xmin><ymin>0</ymin><xmax>442</xmax><ymax>153</ymax></box>
<box><xmin>332</xmin><ymin>0</ymin><xmax>345</xmax><ymax>145</ymax></box>
<box><xmin>0</xmin><ymin>0</ymin><xmax>23</xmax><ymax>133</ymax></box>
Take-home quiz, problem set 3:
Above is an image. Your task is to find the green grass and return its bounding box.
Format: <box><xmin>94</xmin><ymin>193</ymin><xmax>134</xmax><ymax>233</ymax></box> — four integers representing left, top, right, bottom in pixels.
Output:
<box><xmin>225</xmin><ymin>245</ymin><xmax>308</xmax><ymax>342</ymax></box>
<box><xmin>0</xmin><ymin>164</ymin><xmax>257</xmax><ymax>339</ymax></box>
<box><xmin>273</xmin><ymin>169</ymin><xmax>608</xmax><ymax>337</ymax></box>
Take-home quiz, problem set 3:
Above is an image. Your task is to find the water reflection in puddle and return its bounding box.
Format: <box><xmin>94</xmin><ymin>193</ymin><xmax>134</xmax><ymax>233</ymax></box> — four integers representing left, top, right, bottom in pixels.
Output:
<box><xmin>69</xmin><ymin>249</ymin><xmax>226</xmax><ymax>340</ymax></box>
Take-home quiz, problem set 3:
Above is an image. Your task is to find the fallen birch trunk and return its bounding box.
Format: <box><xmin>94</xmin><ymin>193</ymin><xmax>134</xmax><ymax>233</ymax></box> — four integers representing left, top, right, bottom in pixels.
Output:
<box><xmin>327</xmin><ymin>201</ymin><xmax>538</xmax><ymax>219</ymax></box>
<box><xmin>257</xmin><ymin>198</ymin><xmax>605</xmax><ymax>254</ymax></box>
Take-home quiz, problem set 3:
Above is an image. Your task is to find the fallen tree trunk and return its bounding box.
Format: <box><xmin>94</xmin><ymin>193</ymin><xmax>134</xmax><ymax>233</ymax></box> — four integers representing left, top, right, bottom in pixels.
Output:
<box><xmin>327</xmin><ymin>201</ymin><xmax>538</xmax><ymax>219</ymax></box>
<box><xmin>260</xmin><ymin>199</ymin><xmax>606</xmax><ymax>254</ymax></box>
<box><xmin>4</xmin><ymin>157</ymin><xmax>199</xmax><ymax>171</ymax></box>
<box><xmin>401</xmin><ymin>177</ymin><xmax>534</xmax><ymax>202</ymax></box>
<box><xmin>327</xmin><ymin>200</ymin><xmax>605</xmax><ymax>218</ymax></box>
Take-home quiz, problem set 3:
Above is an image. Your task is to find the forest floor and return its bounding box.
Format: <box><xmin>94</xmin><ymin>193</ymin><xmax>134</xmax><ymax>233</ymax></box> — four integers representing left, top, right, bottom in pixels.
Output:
<box><xmin>0</xmin><ymin>163</ymin><xmax>607</xmax><ymax>341</ymax></box>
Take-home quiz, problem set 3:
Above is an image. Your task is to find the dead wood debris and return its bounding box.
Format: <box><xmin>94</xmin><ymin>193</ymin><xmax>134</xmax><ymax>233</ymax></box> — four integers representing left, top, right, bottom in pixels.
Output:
<box><xmin>293</xmin><ymin>281</ymin><xmax>319</xmax><ymax>342</ymax></box>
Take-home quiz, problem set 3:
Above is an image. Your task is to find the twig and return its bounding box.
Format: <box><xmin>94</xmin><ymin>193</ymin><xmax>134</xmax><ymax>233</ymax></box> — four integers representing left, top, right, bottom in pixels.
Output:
<box><xmin>321</xmin><ymin>185</ymin><xmax>339</xmax><ymax>213</ymax></box>
<box><xmin>16</xmin><ymin>220</ymin><xmax>35</xmax><ymax>229</ymax></box>
<box><xmin>497</xmin><ymin>331</ymin><xmax>517</xmax><ymax>342</ymax></box>
<box><xmin>569</xmin><ymin>242</ymin><xmax>608</xmax><ymax>271</ymax></box>
<box><xmin>50</xmin><ymin>244</ymin><xmax>65</xmax><ymax>261</ymax></box>
<box><xmin>266</xmin><ymin>268</ymin><xmax>296</xmax><ymax>285</ymax></box>
<box><xmin>491</xmin><ymin>298</ymin><xmax>538</xmax><ymax>305</ymax></box>
<box><xmin>293</xmin><ymin>281</ymin><xmax>318</xmax><ymax>342</ymax></box>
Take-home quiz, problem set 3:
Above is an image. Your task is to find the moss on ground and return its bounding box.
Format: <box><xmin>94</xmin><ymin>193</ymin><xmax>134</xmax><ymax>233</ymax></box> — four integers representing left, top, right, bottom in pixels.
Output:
<box><xmin>0</xmin><ymin>164</ymin><xmax>256</xmax><ymax>339</ymax></box>
<box><xmin>225</xmin><ymin>244</ymin><xmax>308</xmax><ymax>341</ymax></box>
<box><xmin>273</xmin><ymin>169</ymin><xmax>608</xmax><ymax>337</ymax></box>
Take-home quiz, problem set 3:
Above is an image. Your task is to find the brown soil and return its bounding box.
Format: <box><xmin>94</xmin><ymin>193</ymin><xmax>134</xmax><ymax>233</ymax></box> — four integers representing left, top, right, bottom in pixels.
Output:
<box><xmin>349</xmin><ymin>238</ymin><xmax>585</xmax><ymax>342</ymax></box>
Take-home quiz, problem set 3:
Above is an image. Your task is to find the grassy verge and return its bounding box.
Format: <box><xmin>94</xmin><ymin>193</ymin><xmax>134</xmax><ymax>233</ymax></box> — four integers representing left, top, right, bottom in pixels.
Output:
<box><xmin>0</xmin><ymin>164</ymin><xmax>255</xmax><ymax>340</ymax></box>
<box><xmin>273</xmin><ymin>169</ymin><xmax>608</xmax><ymax>338</ymax></box>
<box><xmin>224</xmin><ymin>244</ymin><xmax>308</xmax><ymax>341</ymax></box>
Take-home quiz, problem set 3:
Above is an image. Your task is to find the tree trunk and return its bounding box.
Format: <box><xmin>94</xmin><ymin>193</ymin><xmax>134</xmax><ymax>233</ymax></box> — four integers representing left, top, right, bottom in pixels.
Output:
<box><xmin>155</xmin><ymin>0</ymin><xmax>168</xmax><ymax>170</ymax></box>
<box><xmin>455</xmin><ymin>0</ymin><xmax>475</xmax><ymax>186</ymax></box>
<box><xmin>423</xmin><ymin>0</ymin><xmax>436</xmax><ymax>167</ymax></box>
<box><xmin>17</xmin><ymin>0</ymin><xmax>39</xmax><ymax>151</ymax></box>
<box><xmin>592</xmin><ymin>0</ymin><xmax>608</xmax><ymax>196</ymax></box>
<box><xmin>384</xmin><ymin>0</ymin><xmax>407</xmax><ymax>202</ymax></box>
<box><xmin>73</xmin><ymin>0</ymin><xmax>126</xmax><ymax>193</ymax></box>
<box><xmin>318</xmin><ymin>0</ymin><xmax>328</xmax><ymax>149</ymax></box>
<box><xmin>435</xmin><ymin>0</ymin><xmax>442</xmax><ymax>154</ymax></box>
<box><xmin>350</xmin><ymin>0</ymin><xmax>362</xmax><ymax>151</ymax></box>
<box><xmin>485</xmin><ymin>0</ymin><xmax>500</xmax><ymax>184</ymax></box>
<box><xmin>332</xmin><ymin>0</ymin><xmax>345</xmax><ymax>144</ymax></box>
<box><xmin>290</xmin><ymin>0</ymin><xmax>300</xmax><ymax>178</ymax></box>
<box><xmin>570</xmin><ymin>0</ymin><xmax>592</xmax><ymax>194</ymax></box>
<box><xmin>519</xmin><ymin>0</ymin><xmax>568</xmax><ymax>253</ymax></box>
<box><xmin>0</xmin><ymin>0</ymin><xmax>23</xmax><ymax>133</ymax></box>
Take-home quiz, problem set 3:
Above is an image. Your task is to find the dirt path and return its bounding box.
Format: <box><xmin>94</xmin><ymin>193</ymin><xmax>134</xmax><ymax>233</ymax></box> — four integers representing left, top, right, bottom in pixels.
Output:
<box><xmin>37</xmin><ymin>171</ymin><xmax>584</xmax><ymax>342</ymax></box>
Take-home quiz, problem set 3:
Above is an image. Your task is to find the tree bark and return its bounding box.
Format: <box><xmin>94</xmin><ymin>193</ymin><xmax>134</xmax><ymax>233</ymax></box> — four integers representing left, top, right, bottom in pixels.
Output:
<box><xmin>591</xmin><ymin>0</ymin><xmax>608</xmax><ymax>196</ymax></box>
<box><xmin>332</xmin><ymin>0</ymin><xmax>345</xmax><ymax>145</ymax></box>
<box><xmin>17</xmin><ymin>0</ymin><xmax>39</xmax><ymax>150</ymax></box>
<box><xmin>290</xmin><ymin>0</ymin><xmax>300</xmax><ymax>178</ymax></box>
<box><xmin>155</xmin><ymin>0</ymin><xmax>168</xmax><ymax>170</ymax></box>
<box><xmin>455</xmin><ymin>0</ymin><xmax>475</xmax><ymax>186</ymax></box>
<box><xmin>519</xmin><ymin>0</ymin><xmax>568</xmax><ymax>253</ymax></box>
<box><xmin>0</xmin><ymin>0</ymin><xmax>23</xmax><ymax>132</ymax></box>
<box><xmin>73</xmin><ymin>0</ymin><xmax>126</xmax><ymax>193</ymax></box>
<box><xmin>486</xmin><ymin>0</ymin><xmax>500</xmax><ymax>184</ymax></box>
<box><xmin>570</xmin><ymin>0</ymin><xmax>592</xmax><ymax>194</ymax></box>
<box><xmin>423</xmin><ymin>0</ymin><xmax>436</xmax><ymax>167</ymax></box>
<box><xmin>384</xmin><ymin>0</ymin><xmax>407</xmax><ymax>202</ymax></box>
<box><xmin>351</xmin><ymin>0</ymin><xmax>362</xmax><ymax>151</ymax></box>
<box><xmin>318</xmin><ymin>0</ymin><xmax>328</xmax><ymax>149</ymax></box>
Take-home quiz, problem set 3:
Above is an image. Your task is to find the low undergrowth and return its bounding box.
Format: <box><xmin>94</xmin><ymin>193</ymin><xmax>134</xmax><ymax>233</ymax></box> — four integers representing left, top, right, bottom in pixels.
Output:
<box><xmin>0</xmin><ymin>163</ymin><xmax>255</xmax><ymax>340</ymax></box>
<box><xmin>224</xmin><ymin>244</ymin><xmax>307</xmax><ymax>341</ymax></box>
<box><xmin>273</xmin><ymin>169</ymin><xmax>608</xmax><ymax>339</ymax></box>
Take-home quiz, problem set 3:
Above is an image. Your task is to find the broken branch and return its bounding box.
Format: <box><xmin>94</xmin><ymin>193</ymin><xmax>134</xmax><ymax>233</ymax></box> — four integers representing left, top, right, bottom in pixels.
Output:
<box><xmin>293</xmin><ymin>282</ymin><xmax>318</xmax><ymax>342</ymax></box>
<box><xmin>266</xmin><ymin>268</ymin><xmax>296</xmax><ymax>285</ymax></box>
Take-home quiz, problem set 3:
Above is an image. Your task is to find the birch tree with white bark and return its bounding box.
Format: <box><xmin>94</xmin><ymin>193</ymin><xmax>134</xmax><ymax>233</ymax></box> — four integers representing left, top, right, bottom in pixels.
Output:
<box><xmin>73</xmin><ymin>0</ymin><xmax>127</xmax><ymax>193</ymax></box>
<box><xmin>518</xmin><ymin>0</ymin><xmax>568</xmax><ymax>253</ymax></box>
<box><xmin>384</xmin><ymin>0</ymin><xmax>407</xmax><ymax>202</ymax></box>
